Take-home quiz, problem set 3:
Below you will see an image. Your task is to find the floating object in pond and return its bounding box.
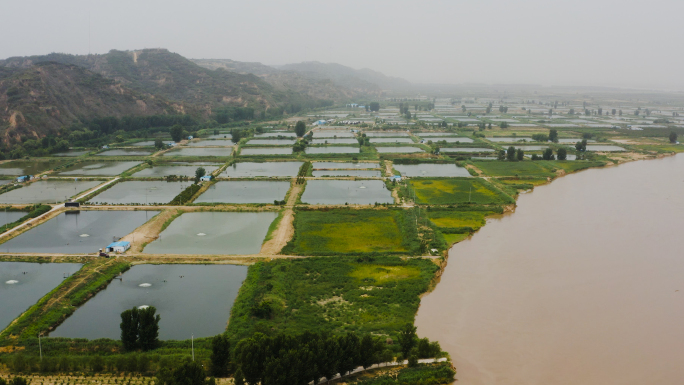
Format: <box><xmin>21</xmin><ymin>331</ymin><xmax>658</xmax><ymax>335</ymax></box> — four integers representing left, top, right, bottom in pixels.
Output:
<box><xmin>139</xmin><ymin>283</ymin><xmax>152</xmax><ymax>288</ymax></box>
<box><xmin>5</xmin><ymin>280</ymin><xmax>18</xmax><ymax>284</ymax></box>
<box><xmin>359</xmin><ymin>186</ymin><xmax>366</xmax><ymax>189</ymax></box>
<box><xmin>137</xmin><ymin>305</ymin><xmax>149</xmax><ymax>310</ymax></box>
<box><xmin>79</xmin><ymin>234</ymin><xmax>90</xmax><ymax>237</ymax></box>
<box><xmin>197</xmin><ymin>233</ymin><xmax>206</xmax><ymax>236</ymax></box>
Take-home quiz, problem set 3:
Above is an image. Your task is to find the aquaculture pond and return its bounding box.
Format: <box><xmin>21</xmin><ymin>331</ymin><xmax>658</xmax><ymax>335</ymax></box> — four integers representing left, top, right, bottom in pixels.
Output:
<box><xmin>0</xmin><ymin>211</ymin><xmax>27</xmax><ymax>228</ymax></box>
<box><xmin>255</xmin><ymin>132</ymin><xmax>296</xmax><ymax>138</ymax></box>
<box><xmin>203</xmin><ymin>133</ymin><xmax>232</xmax><ymax>139</ymax></box>
<box><xmin>186</xmin><ymin>140</ymin><xmax>235</xmax><ymax>147</ymax></box>
<box><xmin>305</xmin><ymin>147</ymin><xmax>360</xmax><ymax>154</ymax></box>
<box><xmin>132</xmin><ymin>164</ymin><xmax>221</xmax><ymax>177</ymax></box>
<box><xmin>56</xmin><ymin>161</ymin><xmax>141</xmax><ymax>176</ymax></box>
<box><xmin>428</xmin><ymin>137</ymin><xmax>475</xmax><ymax>143</ymax></box>
<box><xmin>301</xmin><ymin>180</ymin><xmax>393</xmax><ymax>205</ymax></box>
<box><xmin>369</xmin><ymin>137</ymin><xmax>415</xmax><ymax>144</ymax></box>
<box><xmin>51</xmin><ymin>150</ymin><xmax>90</xmax><ymax>157</ymax></box>
<box><xmin>247</xmin><ymin>139</ymin><xmax>297</xmax><ymax>145</ymax></box>
<box><xmin>163</xmin><ymin>148</ymin><xmax>233</xmax><ymax>157</ymax></box>
<box><xmin>194</xmin><ymin>181</ymin><xmax>290</xmax><ymax>204</ymax></box>
<box><xmin>310</xmin><ymin>138</ymin><xmax>359</xmax><ymax>145</ymax></box>
<box><xmin>97</xmin><ymin>149</ymin><xmax>154</xmax><ymax>156</ymax></box>
<box><xmin>144</xmin><ymin>212</ymin><xmax>278</xmax><ymax>255</ymax></box>
<box><xmin>240</xmin><ymin>147</ymin><xmax>292</xmax><ymax>155</ymax></box>
<box><xmin>312</xmin><ymin>130</ymin><xmax>354</xmax><ymax>138</ymax></box>
<box><xmin>1</xmin><ymin>210</ymin><xmax>158</xmax><ymax>254</ymax></box>
<box><xmin>364</xmin><ymin>132</ymin><xmax>409</xmax><ymax>137</ymax></box>
<box><xmin>222</xmin><ymin>162</ymin><xmax>303</xmax><ymax>177</ymax></box>
<box><xmin>586</xmin><ymin>145</ymin><xmax>625</xmax><ymax>152</ymax></box>
<box><xmin>0</xmin><ymin>180</ymin><xmax>102</xmax><ymax>204</ymax></box>
<box><xmin>312</xmin><ymin>170</ymin><xmax>382</xmax><ymax>177</ymax></box>
<box><xmin>131</xmin><ymin>140</ymin><xmax>175</xmax><ymax>146</ymax></box>
<box><xmin>51</xmin><ymin>264</ymin><xmax>247</xmax><ymax>340</ymax></box>
<box><xmin>441</xmin><ymin>147</ymin><xmax>494</xmax><ymax>153</ymax></box>
<box><xmin>394</xmin><ymin>163</ymin><xmax>472</xmax><ymax>177</ymax></box>
<box><xmin>417</xmin><ymin>132</ymin><xmax>458</xmax><ymax>137</ymax></box>
<box><xmin>313</xmin><ymin>162</ymin><xmax>381</xmax><ymax>169</ymax></box>
<box><xmin>89</xmin><ymin>181</ymin><xmax>187</xmax><ymax>205</ymax></box>
<box><xmin>375</xmin><ymin>146</ymin><xmax>425</xmax><ymax>153</ymax></box>
<box><xmin>0</xmin><ymin>262</ymin><xmax>83</xmax><ymax>331</ymax></box>
<box><xmin>486</xmin><ymin>137</ymin><xmax>532</xmax><ymax>142</ymax></box>
<box><xmin>0</xmin><ymin>160</ymin><xmax>65</xmax><ymax>176</ymax></box>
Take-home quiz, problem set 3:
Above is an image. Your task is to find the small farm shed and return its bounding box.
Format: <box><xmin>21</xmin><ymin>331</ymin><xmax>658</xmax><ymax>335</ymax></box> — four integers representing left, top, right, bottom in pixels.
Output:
<box><xmin>106</xmin><ymin>241</ymin><xmax>131</xmax><ymax>253</ymax></box>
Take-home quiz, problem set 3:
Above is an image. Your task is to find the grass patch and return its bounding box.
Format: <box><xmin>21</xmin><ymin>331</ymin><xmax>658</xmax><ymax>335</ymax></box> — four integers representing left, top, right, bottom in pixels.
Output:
<box><xmin>427</xmin><ymin>210</ymin><xmax>489</xmax><ymax>230</ymax></box>
<box><xmin>547</xmin><ymin>160</ymin><xmax>605</xmax><ymax>173</ymax></box>
<box><xmin>443</xmin><ymin>233</ymin><xmax>470</xmax><ymax>245</ymax></box>
<box><xmin>351</xmin><ymin>362</ymin><xmax>455</xmax><ymax>385</ymax></box>
<box><xmin>283</xmin><ymin>209</ymin><xmax>420</xmax><ymax>255</ymax></box>
<box><xmin>632</xmin><ymin>144</ymin><xmax>684</xmax><ymax>153</ymax></box>
<box><xmin>473</xmin><ymin>161</ymin><xmax>557</xmax><ymax>177</ymax></box>
<box><xmin>226</xmin><ymin>256</ymin><xmax>439</xmax><ymax>342</ymax></box>
<box><xmin>408</xmin><ymin>178</ymin><xmax>513</xmax><ymax>205</ymax></box>
<box><xmin>261</xmin><ymin>209</ymin><xmax>285</xmax><ymax>244</ymax></box>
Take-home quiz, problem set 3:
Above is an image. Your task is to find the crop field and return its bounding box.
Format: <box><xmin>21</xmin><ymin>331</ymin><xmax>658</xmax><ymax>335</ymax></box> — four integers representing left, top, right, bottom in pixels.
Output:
<box><xmin>227</xmin><ymin>256</ymin><xmax>439</xmax><ymax>342</ymax></box>
<box><xmin>472</xmin><ymin>161</ymin><xmax>557</xmax><ymax>178</ymax></box>
<box><xmin>427</xmin><ymin>210</ymin><xmax>492</xmax><ymax>230</ymax></box>
<box><xmin>283</xmin><ymin>209</ymin><xmax>419</xmax><ymax>255</ymax></box>
<box><xmin>408</xmin><ymin>178</ymin><xmax>513</xmax><ymax>205</ymax></box>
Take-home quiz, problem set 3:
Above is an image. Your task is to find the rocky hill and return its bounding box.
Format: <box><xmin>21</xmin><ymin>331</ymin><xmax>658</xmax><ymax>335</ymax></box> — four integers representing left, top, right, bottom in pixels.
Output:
<box><xmin>0</xmin><ymin>62</ymin><xmax>178</xmax><ymax>141</ymax></box>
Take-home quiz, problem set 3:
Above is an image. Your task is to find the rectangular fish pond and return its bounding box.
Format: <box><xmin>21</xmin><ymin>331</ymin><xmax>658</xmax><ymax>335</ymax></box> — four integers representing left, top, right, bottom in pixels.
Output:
<box><xmin>310</xmin><ymin>138</ymin><xmax>359</xmax><ymax>145</ymax></box>
<box><xmin>51</xmin><ymin>150</ymin><xmax>90</xmax><ymax>157</ymax></box>
<box><xmin>246</xmin><ymin>139</ymin><xmax>297</xmax><ymax>145</ymax></box>
<box><xmin>0</xmin><ymin>211</ymin><xmax>28</xmax><ymax>228</ymax></box>
<box><xmin>1</xmin><ymin>262</ymin><xmax>83</xmax><ymax>331</ymax></box>
<box><xmin>131</xmin><ymin>140</ymin><xmax>175</xmax><ymax>146</ymax></box>
<box><xmin>50</xmin><ymin>264</ymin><xmax>247</xmax><ymax>340</ymax></box>
<box><xmin>97</xmin><ymin>149</ymin><xmax>154</xmax><ymax>156</ymax></box>
<box><xmin>394</xmin><ymin>163</ymin><xmax>472</xmax><ymax>177</ymax></box>
<box><xmin>305</xmin><ymin>147</ymin><xmax>360</xmax><ymax>154</ymax></box>
<box><xmin>0</xmin><ymin>180</ymin><xmax>103</xmax><ymax>204</ymax></box>
<box><xmin>186</xmin><ymin>140</ymin><xmax>235</xmax><ymax>147</ymax></box>
<box><xmin>312</xmin><ymin>170</ymin><xmax>382</xmax><ymax>177</ymax></box>
<box><xmin>0</xmin><ymin>160</ymin><xmax>66</xmax><ymax>176</ymax></box>
<box><xmin>0</xmin><ymin>210</ymin><xmax>158</xmax><ymax>254</ymax></box>
<box><xmin>255</xmin><ymin>132</ymin><xmax>296</xmax><ymax>138</ymax></box>
<box><xmin>426</xmin><ymin>137</ymin><xmax>475</xmax><ymax>143</ymax></box>
<box><xmin>375</xmin><ymin>146</ymin><xmax>425</xmax><ymax>153</ymax></box>
<box><xmin>87</xmin><ymin>181</ymin><xmax>188</xmax><ymax>205</ymax></box>
<box><xmin>364</xmin><ymin>132</ymin><xmax>409</xmax><ymax>137</ymax></box>
<box><xmin>369</xmin><ymin>137</ymin><xmax>415</xmax><ymax>144</ymax></box>
<box><xmin>143</xmin><ymin>212</ymin><xmax>278</xmax><ymax>255</ymax></box>
<box><xmin>441</xmin><ymin>147</ymin><xmax>494</xmax><ymax>153</ymax></box>
<box><xmin>133</xmin><ymin>163</ymin><xmax>221</xmax><ymax>177</ymax></box>
<box><xmin>163</xmin><ymin>148</ymin><xmax>233</xmax><ymax>157</ymax></box>
<box><xmin>195</xmin><ymin>181</ymin><xmax>290</xmax><ymax>204</ymax></box>
<box><xmin>313</xmin><ymin>162</ymin><xmax>381</xmax><ymax>169</ymax></box>
<box><xmin>222</xmin><ymin>162</ymin><xmax>303</xmax><ymax>177</ymax></box>
<box><xmin>301</xmin><ymin>180</ymin><xmax>394</xmax><ymax>205</ymax></box>
<box><xmin>56</xmin><ymin>161</ymin><xmax>141</xmax><ymax>176</ymax></box>
<box><xmin>312</xmin><ymin>130</ymin><xmax>355</xmax><ymax>138</ymax></box>
<box><xmin>586</xmin><ymin>145</ymin><xmax>625</xmax><ymax>152</ymax></box>
<box><xmin>240</xmin><ymin>147</ymin><xmax>293</xmax><ymax>155</ymax></box>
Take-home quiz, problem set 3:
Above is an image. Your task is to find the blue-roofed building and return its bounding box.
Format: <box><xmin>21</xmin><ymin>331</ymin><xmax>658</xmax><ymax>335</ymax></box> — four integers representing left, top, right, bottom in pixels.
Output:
<box><xmin>199</xmin><ymin>175</ymin><xmax>212</xmax><ymax>182</ymax></box>
<box><xmin>390</xmin><ymin>175</ymin><xmax>402</xmax><ymax>182</ymax></box>
<box><xmin>106</xmin><ymin>241</ymin><xmax>131</xmax><ymax>253</ymax></box>
<box><xmin>16</xmin><ymin>175</ymin><xmax>33</xmax><ymax>183</ymax></box>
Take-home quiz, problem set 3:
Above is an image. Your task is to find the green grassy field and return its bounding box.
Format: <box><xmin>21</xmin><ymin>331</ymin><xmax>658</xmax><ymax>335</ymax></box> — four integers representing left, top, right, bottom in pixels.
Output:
<box><xmin>428</xmin><ymin>210</ymin><xmax>490</xmax><ymax>229</ymax></box>
<box><xmin>443</xmin><ymin>233</ymin><xmax>471</xmax><ymax>245</ymax></box>
<box><xmin>549</xmin><ymin>160</ymin><xmax>605</xmax><ymax>173</ymax></box>
<box><xmin>408</xmin><ymin>178</ymin><xmax>513</xmax><ymax>205</ymax></box>
<box><xmin>473</xmin><ymin>161</ymin><xmax>557</xmax><ymax>177</ymax></box>
<box><xmin>283</xmin><ymin>209</ymin><xmax>420</xmax><ymax>255</ymax></box>
<box><xmin>631</xmin><ymin>144</ymin><xmax>684</xmax><ymax>153</ymax></box>
<box><xmin>226</xmin><ymin>256</ymin><xmax>439</xmax><ymax>343</ymax></box>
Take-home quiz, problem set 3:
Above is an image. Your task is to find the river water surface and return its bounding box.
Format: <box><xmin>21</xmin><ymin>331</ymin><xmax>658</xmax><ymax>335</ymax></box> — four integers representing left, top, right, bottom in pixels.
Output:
<box><xmin>415</xmin><ymin>154</ymin><xmax>684</xmax><ymax>385</ymax></box>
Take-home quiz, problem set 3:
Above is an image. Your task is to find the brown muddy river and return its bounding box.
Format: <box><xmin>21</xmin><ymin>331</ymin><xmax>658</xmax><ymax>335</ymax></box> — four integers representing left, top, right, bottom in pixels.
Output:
<box><xmin>416</xmin><ymin>154</ymin><xmax>684</xmax><ymax>385</ymax></box>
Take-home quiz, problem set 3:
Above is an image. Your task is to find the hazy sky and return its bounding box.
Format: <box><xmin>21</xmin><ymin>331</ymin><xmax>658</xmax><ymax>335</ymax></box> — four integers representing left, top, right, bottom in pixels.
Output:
<box><xmin>3</xmin><ymin>0</ymin><xmax>683</xmax><ymax>90</ymax></box>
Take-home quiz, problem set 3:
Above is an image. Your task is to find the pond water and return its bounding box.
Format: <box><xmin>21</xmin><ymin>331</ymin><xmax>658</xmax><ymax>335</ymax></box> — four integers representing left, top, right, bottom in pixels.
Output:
<box><xmin>364</xmin><ymin>132</ymin><xmax>409</xmax><ymax>137</ymax></box>
<box><xmin>131</xmin><ymin>140</ymin><xmax>175</xmax><ymax>146</ymax></box>
<box><xmin>163</xmin><ymin>148</ymin><xmax>233</xmax><ymax>157</ymax></box>
<box><xmin>394</xmin><ymin>163</ymin><xmax>471</xmax><ymax>177</ymax></box>
<box><xmin>0</xmin><ymin>160</ymin><xmax>65</xmax><ymax>176</ymax></box>
<box><xmin>0</xmin><ymin>180</ymin><xmax>102</xmax><ymax>204</ymax></box>
<box><xmin>313</xmin><ymin>162</ymin><xmax>381</xmax><ymax>169</ymax></box>
<box><xmin>557</xmin><ymin>138</ymin><xmax>595</xmax><ymax>143</ymax></box>
<box><xmin>416</xmin><ymin>132</ymin><xmax>457</xmax><ymax>137</ymax></box>
<box><xmin>375</xmin><ymin>147</ymin><xmax>425</xmax><ymax>153</ymax></box>
<box><xmin>133</xmin><ymin>164</ymin><xmax>221</xmax><ymax>178</ymax></box>
<box><xmin>144</xmin><ymin>212</ymin><xmax>277</xmax><ymax>255</ymax></box>
<box><xmin>507</xmin><ymin>145</ymin><xmax>548</xmax><ymax>151</ymax></box>
<box><xmin>89</xmin><ymin>181</ymin><xmax>187</xmax><ymax>205</ymax></box>
<box><xmin>255</xmin><ymin>132</ymin><xmax>296</xmax><ymax>138</ymax></box>
<box><xmin>50</xmin><ymin>264</ymin><xmax>247</xmax><ymax>340</ymax></box>
<box><xmin>203</xmin><ymin>134</ymin><xmax>232</xmax><ymax>139</ymax></box>
<box><xmin>222</xmin><ymin>162</ymin><xmax>303</xmax><ymax>177</ymax></box>
<box><xmin>369</xmin><ymin>138</ymin><xmax>415</xmax><ymax>144</ymax></box>
<box><xmin>186</xmin><ymin>140</ymin><xmax>235</xmax><ymax>147</ymax></box>
<box><xmin>97</xmin><ymin>149</ymin><xmax>154</xmax><ymax>156</ymax></box>
<box><xmin>306</xmin><ymin>147</ymin><xmax>360</xmax><ymax>154</ymax></box>
<box><xmin>313</xmin><ymin>131</ymin><xmax>354</xmax><ymax>138</ymax></box>
<box><xmin>416</xmin><ymin>154</ymin><xmax>684</xmax><ymax>385</ymax></box>
<box><xmin>51</xmin><ymin>150</ymin><xmax>90</xmax><ymax>157</ymax></box>
<box><xmin>586</xmin><ymin>145</ymin><xmax>625</xmax><ymax>152</ymax></box>
<box><xmin>0</xmin><ymin>211</ymin><xmax>29</xmax><ymax>228</ymax></box>
<box><xmin>312</xmin><ymin>170</ymin><xmax>382</xmax><ymax>177</ymax></box>
<box><xmin>195</xmin><ymin>181</ymin><xmax>290</xmax><ymax>203</ymax></box>
<box><xmin>247</xmin><ymin>139</ymin><xmax>297</xmax><ymax>145</ymax></box>
<box><xmin>240</xmin><ymin>147</ymin><xmax>292</xmax><ymax>155</ymax></box>
<box><xmin>56</xmin><ymin>161</ymin><xmax>141</xmax><ymax>176</ymax></box>
<box><xmin>0</xmin><ymin>262</ymin><xmax>82</xmax><ymax>331</ymax></box>
<box><xmin>301</xmin><ymin>180</ymin><xmax>393</xmax><ymax>204</ymax></box>
<box><xmin>486</xmin><ymin>137</ymin><xmax>532</xmax><ymax>142</ymax></box>
<box><xmin>428</xmin><ymin>137</ymin><xmax>475</xmax><ymax>143</ymax></box>
<box><xmin>441</xmin><ymin>147</ymin><xmax>494</xmax><ymax>153</ymax></box>
<box><xmin>1</xmin><ymin>211</ymin><xmax>157</xmax><ymax>254</ymax></box>
<box><xmin>310</xmin><ymin>138</ymin><xmax>359</xmax><ymax>145</ymax></box>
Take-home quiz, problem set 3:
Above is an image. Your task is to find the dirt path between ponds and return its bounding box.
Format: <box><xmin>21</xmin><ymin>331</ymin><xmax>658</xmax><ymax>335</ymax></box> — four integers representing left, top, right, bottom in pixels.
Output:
<box><xmin>259</xmin><ymin>182</ymin><xmax>302</xmax><ymax>254</ymax></box>
<box><xmin>120</xmin><ymin>208</ymin><xmax>178</xmax><ymax>252</ymax></box>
